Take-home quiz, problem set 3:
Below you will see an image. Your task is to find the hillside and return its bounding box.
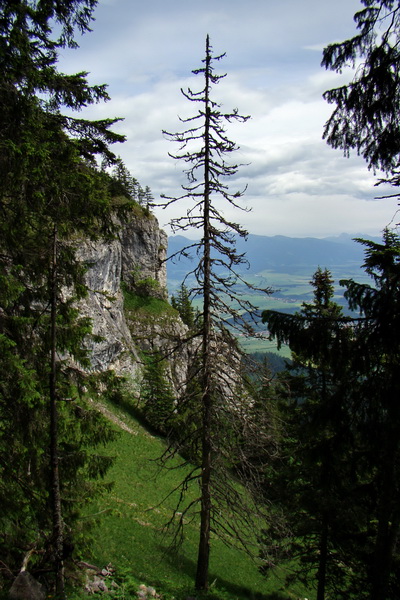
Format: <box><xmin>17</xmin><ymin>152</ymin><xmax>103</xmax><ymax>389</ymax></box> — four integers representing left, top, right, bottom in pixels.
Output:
<box><xmin>70</xmin><ymin>218</ymin><xmax>299</xmax><ymax>598</ymax></box>
<box><xmin>85</xmin><ymin>393</ymin><xmax>307</xmax><ymax>600</ymax></box>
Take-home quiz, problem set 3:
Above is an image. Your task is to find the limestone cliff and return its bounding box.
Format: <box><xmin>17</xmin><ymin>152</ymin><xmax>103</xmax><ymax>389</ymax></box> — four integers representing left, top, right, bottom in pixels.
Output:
<box><xmin>119</xmin><ymin>215</ymin><xmax>167</xmax><ymax>293</ymax></box>
<box><xmin>76</xmin><ymin>212</ymin><xmax>189</xmax><ymax>394</ymax></box>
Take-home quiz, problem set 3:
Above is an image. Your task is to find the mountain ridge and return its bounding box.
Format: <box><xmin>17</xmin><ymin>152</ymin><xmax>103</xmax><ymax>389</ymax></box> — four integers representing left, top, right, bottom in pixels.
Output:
<box><xmin>166</xmin><ymin>232</ymin><xmax>380</xmax><ymax>285</ymax></box>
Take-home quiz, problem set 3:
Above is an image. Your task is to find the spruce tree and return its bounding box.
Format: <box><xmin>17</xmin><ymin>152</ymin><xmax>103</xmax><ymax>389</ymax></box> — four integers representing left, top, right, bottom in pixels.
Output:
<box><xmin>161</xmin><ymin>35</ymin><xmax>270</xmax><ymax>590</ymax></box>
<box><xmin>340</xmin><ymin>230</ymin><xmax>400</xmax><ymax>600</ymax></box>
<box><xmin>322</xmin><ymin>8</ymin><xmax>400</xmax><ymax>589</ymax></box>
<box><xmin>262</xmin><ymin>269</ymin><xmax>357</xmax><ymax>600</ymax></box>
<box><xmin>140</xmin><ymin>351</ymin><xmax>176</xmax><ymax>435</ymax></box>
<box><xmin>262</xmin><ymin>239</ymin><xmax>400</xmax><ymax>599</ymax></box>
<box><xmin>322</xmin><ymin>1</ymin><xmax>400</xmax><ymax>183</ymax></box>
<box><xmin>0</xmin><ymin>1</ymin><xmax>128</xmax><ymax>594</ymax></box>
<box><xmin>171</xmin><ymin>283</ymin><xmax>196</xmax><ymax>329</ymax></box>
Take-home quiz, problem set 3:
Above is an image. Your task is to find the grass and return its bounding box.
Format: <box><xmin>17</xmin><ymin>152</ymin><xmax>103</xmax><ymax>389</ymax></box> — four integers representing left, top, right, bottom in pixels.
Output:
<box><xmin>82</xmin><ymin>395</ymin><xmax>311</xmax><ymax>600</ymax></box>
<box><xmin>240</xmin><ymin>337</ymin><xmax>292</xmax><ymax>358</ymax></box>
<box><xmin>88</xmin><ymin>270</ymin><xmax>353</xmax><ymax>598</ymax></box>
<box><xmin>123</xmin><ymin>287</ymin><xmax>176</xmax><ymax>316</ymax></box>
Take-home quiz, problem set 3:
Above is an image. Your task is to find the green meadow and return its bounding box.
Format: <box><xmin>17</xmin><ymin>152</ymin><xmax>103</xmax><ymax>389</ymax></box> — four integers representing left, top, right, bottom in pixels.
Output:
<box><xmin>82</xmin><ymin>396</ymin><xmax>310</xmax><ymax>600</ymax></box>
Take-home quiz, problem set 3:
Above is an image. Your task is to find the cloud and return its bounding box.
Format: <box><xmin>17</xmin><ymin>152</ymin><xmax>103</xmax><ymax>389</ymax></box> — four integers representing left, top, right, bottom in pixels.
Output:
<box><xmin>57</xmin><ymin>0</ymin><xmax>398</xmax><ymax>240</ymax></box>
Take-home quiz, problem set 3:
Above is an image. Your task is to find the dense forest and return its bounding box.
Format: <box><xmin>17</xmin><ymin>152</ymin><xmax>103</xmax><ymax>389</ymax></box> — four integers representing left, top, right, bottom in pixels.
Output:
<box><xmin>1</xmin><ymin>2</ymin><xmax>400</xmax><ymax>600</ymax></box>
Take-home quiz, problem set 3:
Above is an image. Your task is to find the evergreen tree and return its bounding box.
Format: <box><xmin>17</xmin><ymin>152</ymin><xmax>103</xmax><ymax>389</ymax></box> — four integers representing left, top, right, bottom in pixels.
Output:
<box><xmin>322</xmin><ymin>6</ymin><xmax>400</xmax><ymax>588</ymax></box>
<box><xmin>322</xmin><ymin>0</ymin><xmax>400</xmax><ymax>183</ymax></box>
<box><xmin>262</xmin><ymin>239</ymin><xmax>400</xmax><ymax>600</ymax></box>
<box><xmin>110</xmin><ymin>158</ymin><xmax>139</xmax><ymax>200</ymax></box>
<box><xmin>262</xmin><ymin>269</ymin><xmax>358</xmax><ymax>600</ymax></box>
<box><xmin>340</xmin><ymin>229</ymin><xmax>400</xmax><ymax>600</ymax></box>
<box><xmin>144</xmin><ymin>185</ymin><xmax>154</xmax><ymax>208</ymax></box>
<box><xmin>140</xmin><ymin>351</ymin><xmax>176</xmax><ymax>435</ymax></box>
<box><xmin>160</xmin><ymin>35</ymin><xmax>270</xmax><ymax>589</ymax></box>
<box><xmin>0</xmin><ymin>1</ymin><xmax>129</xmax><ymax>594</ymax></box>
<box><xmin>171</xmin><ymin>283</ymin><xmax>196</xmax><ymax>328</ymax></box>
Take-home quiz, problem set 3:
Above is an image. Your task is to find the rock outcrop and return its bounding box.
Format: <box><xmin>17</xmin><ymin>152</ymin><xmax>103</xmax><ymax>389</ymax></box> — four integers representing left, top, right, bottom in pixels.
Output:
<box><xmin>119</xmin><ymin>214</ymin><xmax>167</xmax><ymax>293</ymax></box>
<box><xmin>76</xmin><ymin>212</ymin><xmax>188</xmax><ymax>392</ymax></box>
<box><xmin>9</xmin><ymin>572</ymin><xmax>45</xmax><ymax>600</ymax></box>
<box><xmin>77</xmin><ymin>236</ymin><xmax>135</xmax><ymax>375</ymax></box>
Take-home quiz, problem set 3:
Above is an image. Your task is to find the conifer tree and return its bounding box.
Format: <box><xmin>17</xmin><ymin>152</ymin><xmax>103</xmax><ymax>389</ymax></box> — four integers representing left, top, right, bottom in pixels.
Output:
<box><xmin>322</xmin><ymin>0</ymin><xmax>400</xmax><ymax>184</ymax></box>
<box><xmin>262</xmin><ymin>238</ymin><xmax>400</xmax><ymax>599</ymax></box>
<box><xmin>161</xmin><ymin>35</ymin><xmax>270</xmax><ymax>590</ymax></box>
<box><xmin>322</xmin><ymin>8</ymin><xmax>400</xmax><ymax>589</ymax></box>
<box><xmin>340</xmin><ymin>229</ymin><xmax>400</xmax><ymax>600</ymax></box>
<box><xmin>262</xmin><ymin>269</ymin><xmax>357</xmax><ymax>600</ymax></box>
<box><xmin>0</xmin><ymin>1</ymin><xmax>128</xmax><ymax>594</ymax></box>
<box><xmin>171</xmin><ymin>283</ymin><xmax>196</xmax><ymax>329</ymax></box>
<box><xmin>140</xmin><ymin>351</ymin><xmax>176</xmax><ymax>435</ymax></box>
<box><xmin>110</xmin><ymin>159</ymin><xmax>140</xmax><ymax>200</ymax></box>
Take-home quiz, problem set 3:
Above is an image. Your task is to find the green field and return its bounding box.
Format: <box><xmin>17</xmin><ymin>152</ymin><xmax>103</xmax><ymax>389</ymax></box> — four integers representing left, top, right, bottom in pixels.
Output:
<box><xmin>185</xmin><ymin>265</ymin><xmax>370</xmax><ymax>358</ymax></box>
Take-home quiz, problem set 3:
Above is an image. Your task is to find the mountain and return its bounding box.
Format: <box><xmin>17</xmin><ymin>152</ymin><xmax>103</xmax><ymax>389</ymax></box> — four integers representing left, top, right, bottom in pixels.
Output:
<box><xmin>166</xmin><ymin>233</ymin><xmax>377</xmax><ymax>285</ymax></box>
<box><xmin>323</xmin><ymin>232</ymin><xmax>381</xmax><ymax>245</ymax></box>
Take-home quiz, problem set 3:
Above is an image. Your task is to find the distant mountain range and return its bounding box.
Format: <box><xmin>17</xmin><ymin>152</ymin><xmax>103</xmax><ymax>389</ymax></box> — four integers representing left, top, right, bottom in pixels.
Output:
<box><xmin>166</xmin><ymin>233</ymin><xmax>380</xmax><ymax>284</ymax></box>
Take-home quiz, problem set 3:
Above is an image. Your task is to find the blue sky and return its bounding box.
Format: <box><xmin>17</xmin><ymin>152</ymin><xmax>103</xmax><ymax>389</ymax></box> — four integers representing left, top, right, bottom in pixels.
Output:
<box><xmin>59</xmin><ymin>0</ymin><xmax>399</xmax><ymax>239</ymax></box>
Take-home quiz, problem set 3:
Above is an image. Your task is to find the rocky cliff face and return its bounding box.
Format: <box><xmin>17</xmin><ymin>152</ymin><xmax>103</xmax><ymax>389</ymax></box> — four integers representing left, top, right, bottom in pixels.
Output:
<box><xmin>119</xmin><ymin>215</ymin><xmax>167</xmax><ymax>293</ymax></box>
<box><xmin>77</xmin><ymin>212</ymin><xmax>188</xmax><ymax>393</ymax></box>
<box><xmin>77</xmin><ymin>234</ymin><xmax>135</xmax><ymax>377</ymax></box>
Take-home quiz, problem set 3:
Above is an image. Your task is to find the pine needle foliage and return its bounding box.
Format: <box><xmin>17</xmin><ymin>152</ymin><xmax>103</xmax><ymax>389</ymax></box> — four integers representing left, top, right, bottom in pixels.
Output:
<box><xmin>262</xmin><ymin>269</ymin><xmax>357</xmax><ymax>600</ymax></box>
<box><xmin>322</xmin><ymin>0</ymin><xmax>400</xmax><ymax>184</ymax></box>
<box><xmin>0</xmin><ymin>1</ymin><xmax>131</xmax><ymax>595</ymax></box>
<box><xmin>262</xmin><ymin>233</ymin><xmax>400</xmax><ymax>600</ymax></box>
<box><xmin>339</xmin><ymin>229</ymin><xmax>400</xmax><ymax>600</ymax></box>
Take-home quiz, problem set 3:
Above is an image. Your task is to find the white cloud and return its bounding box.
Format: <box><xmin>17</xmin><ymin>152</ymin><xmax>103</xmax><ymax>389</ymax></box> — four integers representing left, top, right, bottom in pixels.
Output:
<box><xmin>57</xmin><ymin>0</ymin><xmax>398</xmax><ymax>240</ymax></box>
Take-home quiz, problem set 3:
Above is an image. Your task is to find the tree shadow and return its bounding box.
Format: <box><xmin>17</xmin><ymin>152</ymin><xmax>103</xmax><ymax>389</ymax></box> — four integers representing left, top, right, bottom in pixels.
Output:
<box><xmin>107</xmin><ymin>389</ymin><xmax>162</xmax><ymax>436</ymax></box>
<box><xmin>156</xmin><ymin>545</ymin><xmax>290</xmax><ymax>600</ymax></box>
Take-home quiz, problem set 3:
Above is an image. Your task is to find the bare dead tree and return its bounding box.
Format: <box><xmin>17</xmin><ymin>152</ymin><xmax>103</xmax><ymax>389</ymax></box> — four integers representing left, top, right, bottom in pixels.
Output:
<box><xmin>160</xmin><ymin>35</ymin><xmax>273</xmax><ymax>590</ymax></box>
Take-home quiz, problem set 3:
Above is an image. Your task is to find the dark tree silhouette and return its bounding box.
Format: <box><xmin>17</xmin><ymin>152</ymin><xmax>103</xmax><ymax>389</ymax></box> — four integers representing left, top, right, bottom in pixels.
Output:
<box><xmin>262</xmin><ymin>269</ymin><xmax>357</xmax><ymax>600</ymax></box>
<box><xmin>341</xmin><ymin>230</ymin><xmax>400</xmax><ymax>600</ymax></box>
<box><xmin>262</xmin><ymin>233</ymin><xmax>400</xmax><ymax>600</ymax></box>
<box><xmin>322</xmin><ymin>0</ymin><xmax>400</xmax><ymax>185</ymax></box>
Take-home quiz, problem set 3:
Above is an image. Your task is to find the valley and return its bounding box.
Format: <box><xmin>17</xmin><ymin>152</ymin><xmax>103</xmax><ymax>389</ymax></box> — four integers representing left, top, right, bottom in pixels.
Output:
<box><xmin>167</xmin><ymin>233</ymin><xmax>375</xmax><ymax>355</ymax></box>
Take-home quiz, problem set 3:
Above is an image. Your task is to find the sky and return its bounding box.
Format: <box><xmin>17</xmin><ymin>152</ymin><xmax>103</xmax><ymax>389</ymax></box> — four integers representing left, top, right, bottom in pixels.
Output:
<box><xmin>58</xmin><ymin>0</ymin><xmax>400</xmax><ymax>239</ymax></box>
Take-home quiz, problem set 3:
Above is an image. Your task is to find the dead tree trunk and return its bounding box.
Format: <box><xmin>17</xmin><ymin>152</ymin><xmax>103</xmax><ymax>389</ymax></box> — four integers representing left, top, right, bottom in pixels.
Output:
<box><xmin>195</xmin><ymin>63</ymin><xmax>213</xmax><ymax>585</ymax></box>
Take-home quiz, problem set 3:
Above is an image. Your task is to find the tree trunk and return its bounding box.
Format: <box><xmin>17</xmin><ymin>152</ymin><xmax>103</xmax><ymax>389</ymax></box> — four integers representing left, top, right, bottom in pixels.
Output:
<box><xmin>316</xmin><ymin>513</ymin><xmax>329</xmax><ymax>600</ymax></box>
<box><xmin>195</xmin><ymin>41</ymin><xmax>212</xmax><ymax>590</ymax></box>
<box><xmin>195</xmin><ymin>386</ymin><xmax>212</xmax><ymax>590</ymax></box>
<box><xmin>49</xmin><ymin>227</ymin><xmax>65</xmax><ymax>599</ymax></box>
<box><xmin>370</xmin><ymin>454</ymin><xmax>399</xmax><ymax>600</ymax></box>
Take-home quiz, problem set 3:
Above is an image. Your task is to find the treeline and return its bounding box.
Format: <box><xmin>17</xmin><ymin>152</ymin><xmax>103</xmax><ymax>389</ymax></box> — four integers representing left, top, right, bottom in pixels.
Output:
<box><xmin>246</xmin><ymin>350</ymin><xmax>288</xmax><ymax>377</ymax></box>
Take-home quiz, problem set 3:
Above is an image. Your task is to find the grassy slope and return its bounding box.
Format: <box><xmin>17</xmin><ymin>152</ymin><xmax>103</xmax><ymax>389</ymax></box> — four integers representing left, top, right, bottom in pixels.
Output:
<box><xmin>87</xmin><ymin>397</ymin><xmax>309</xmax><ymax>600</ymax></box>
<box><xmin>82</xmin><ymin>287</ymin><xmax>311</xmax><ymax>599</ymax></box>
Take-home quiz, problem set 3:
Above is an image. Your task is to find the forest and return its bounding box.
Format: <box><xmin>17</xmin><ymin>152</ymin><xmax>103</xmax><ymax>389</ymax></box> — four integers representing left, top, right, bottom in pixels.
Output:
<box><xmin>1</xmin><ymin>2</ymin><xmax>400</xmax><ymax>600</ymax></box>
